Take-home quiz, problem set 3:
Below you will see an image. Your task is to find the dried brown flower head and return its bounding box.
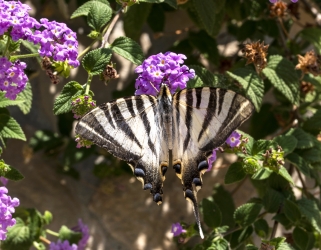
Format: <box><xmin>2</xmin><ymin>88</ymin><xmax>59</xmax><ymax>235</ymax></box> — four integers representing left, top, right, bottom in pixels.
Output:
<box><xmin>102</xmin><ymin>63</ymin><xmax>119</xmax><ymax>83</ymax></box>
<box><xmin>260</xmin><ymin>243</ymin><xmax>275</xmax><ymax>250</ymax></box>
<box><xmin>177</xmin><ymin>0</ymin><xmax>188</xmax><ymax>5</ymax></box>
<box><xmin>300</xmin><ymin>81</ymin><xmax>315</xmax><ymax>94</ymax></box>
<box><xmin>270</xmin><ymin>1</ymin><xmax>287</xmax><ymax>18</ymax></box>
<box><xmin>242</xmin><ymin>41</ymin><xmax>269</xmax><ymax>74</ymax></box>
<box><xmin>41</xmin><ymin>57</ymin><xmax>60</xmax><ymax>84</ymax></box>
<box><xmin>295</xmin><ymin>50</ymin><xmax>321</xmax><ymax>77</ymax></box>
<box><xmin>287</xmin><ymin>2</ymin><xmax>300</xmax><ymax>19</ymax></box>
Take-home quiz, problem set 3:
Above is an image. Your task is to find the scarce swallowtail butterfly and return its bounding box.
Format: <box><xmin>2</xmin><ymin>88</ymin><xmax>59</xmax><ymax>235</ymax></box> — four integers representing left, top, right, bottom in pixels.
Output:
<box><xmin>75</xmin><ymin>83</ymin><xmax>254</xmax><ymax>239</ymax></box>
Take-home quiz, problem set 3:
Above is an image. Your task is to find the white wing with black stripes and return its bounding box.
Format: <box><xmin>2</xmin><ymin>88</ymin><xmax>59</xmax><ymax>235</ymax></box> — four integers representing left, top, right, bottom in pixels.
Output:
<box><xmin>75</xmin><ymin>85</ymin><xmax>254</xmax><ymax>239</ymax></box>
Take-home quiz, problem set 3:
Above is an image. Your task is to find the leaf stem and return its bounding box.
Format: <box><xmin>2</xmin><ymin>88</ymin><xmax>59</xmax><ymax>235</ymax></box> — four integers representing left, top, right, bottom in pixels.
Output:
<box><xmin>85</xmin><ymin>74</ymin><xmax>93</xmax><ymax>95</ymax></box>
<box><xmin>270</xmin><ymin>204</ymin><xmax>283</xmax><ymax>240</ymax></box>
<box><xmin>221</xmin><ymin>226</ymin><xmax>240</xmax><ymax>237</ymax></box>
<box><xmin>39</xmin><ymin>236</ymin><xmax>51</xmax><ymax>244</ymax></box>
<box><xmin>46</xmin><ymin>229</ymin><xmax>59</xmax><ymax>237</ymax></box>
<box><xmin>10</xmin><ymin>53</ymin><xmax>39</xmax><ymax>61</ymax></box>
<box><xmin>296</xmin><ymin>168</ymin><xmax>310</xmax><ymax>198</ymax></box>
<box><xmin>101</xmin><ymin>9</ymin><xmax>122</xmax><ymax>48</ymax></box>
<box><xmin>77</xmin><ymin>39</ymin><xmax>97</xmax><ymax>60</ymax></box>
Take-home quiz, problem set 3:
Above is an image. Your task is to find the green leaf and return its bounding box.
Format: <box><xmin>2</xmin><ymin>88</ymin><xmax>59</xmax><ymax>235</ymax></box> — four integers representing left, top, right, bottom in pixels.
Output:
<box><xmin>71</xmin><ymin>0</ymin><xmax>110</xmax><ymax>19</ymax></box>
<box><xmin>273</xmin><ymin>135</ymin><xmax>297</xmax><ymax>156</ymax></box>
<box><xmin>293</xmin><ymin>227</ymin><xmax>315</xmax><ymax>250</ymax></box>
<box><xmin>0</xmin><ymin>160</ymin><xmax>24</xmax><ymax>181</ymax></box>
<box><xmin>262</xmin><ymin>188</ymin><xmax>284</xmax><ymax>213</ymax></box>
<box><xmin>297</xmin><ymin>198</ymin><xmax>321</xmax><ymax>233</ymax></box>
<box><xmin>82</xmin><ymin>48</ymin><xmax>112</xmax><ymax>75</ymax></box>
<box><xmin>278</xmin><ymin>166</ymin><xmax>294</xmax><ymax>184</ymax></box>
<box><xmin>211</xmin><ymin>238</ymin><xmax>230</xmax><ymax>250</ymax></box>
<box><xmin>189</xmin><ymin>30</ymin><xmax>219</xmax><ymax>65</ymax></box>
<box><xmin>277</xmin><ymin>242</ymin><xmax>295</xmax><ymax>250</ymax></box>
<box><xmin>286</xmin><ymin>153</ymin><xmax>311</xmax><ymax>177</ymax></box>
<box><xmin>53</xmin><ymin>81</ymin><xmax>84</xmax><ymax>115</ymax></box>
<box><xmin>87</xmin><ymin>1</ymin><xmax>112</xmax><ymax>31</ymax></box>
<box><xmin>299</xmin><ymin>27</ymin><xmax>321</xmax><ymax>54</ymax></box>
<box><xmin>234</xmin><ymin>202</ymin><xmax>263</xmax><ymax>227</ymax></box>
<box><xmin>0</xmin><ymin>92</ymin><xmax>25</xmax><ymax>108</ymax></box>
<box><xmin>58</xmin><ymin>226</ymin><xmax>82</xmax><ymax>245</ymax></box>
<box><xmin>298</xmin><ymin>148</ymin><xmax>321</xmax><ymax>163</ymax></box>
<box><xmin>42</xmin><ymin>211</ymin><xmax>53</xmax><ymax>225</ymax></box>
<box><xmin>124</xmin><ymin>3</ymin><xmax>152</xmax><ymax>41</ymax></box>
<box><xmin>284</xmin><ymin>200</ymin><xmax>301</xmax><ymax>223</ymax></box>
<box><xmin>251</xmin><ymin>168</ymin><xmax>273</xmax><ymax>180</ymax></box>
<box><xmin>224</xmin><ymin>162</ymin><xmax>246</xmax><ymax>184</ymax></box>
<box><xmin>262</xmin><ymin>55</ymin><xmax>300</xmax><ymax>105</ymax></box>
<box><xmin>286</xmin><ymin>128</ymin><xmax>314</xmax><ymax>149</ymax></box>
<box><xmin>110</xmin><ymin>36</ymin><xmax>144</xmax><ymax>65</ymax></box>
<box><xmin>246</xmin><ymin>245</ymin><xmax>259</xmax><ymax>250</ymax></box>
<box><xmin>273</xmin><ymin>213</ymin><xmax>292</xmax><ymax>229</ymax></box>
<box><xmin>252</xmin><ymin>140</ymin><xmax>277</xmax><ymax>156</ymax></box>
<box><xmin>16</xmin><ymin>82</ymin><xmax>32</xmax><ymax>114</ymax></box>
<box><xmin>201</xmin><ymin>197</ymin><xmax>222</xmax><ymax>228</ymax></box>
<box><xmin>230</xmin><ymin>226</ymin><xmax>253</xmax><ymax>249</ymax></box>
<box><xmin>302</xmin><ymin>108</ymin><xmax>321</xmax><ymax>135</ymax></box>
<box><xmin>188</xmin><ymin>65</ymin><xmax>225</xmax><ymax>88</ymax></box>
<box><xmin>254</xmin><ymin>219</ymin><xmax>269</xmax><ymax>238</ymax></box>
<box><xmin>226</xmin><ymin>67</ymin><xmax>264</xmax><ymax>112</ymax></box>
<box><xmin>0</xmin><ymin>108</ymin><xmax>26</xmax><ymax>141</ymax></box>
<box><xmin>1</xmin><ymin>218</ymin><xmax>32</xmax><ymax>250</ymax></box>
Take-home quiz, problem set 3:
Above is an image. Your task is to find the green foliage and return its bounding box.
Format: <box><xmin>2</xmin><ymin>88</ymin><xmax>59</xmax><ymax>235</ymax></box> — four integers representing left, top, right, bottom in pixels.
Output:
<box><xmin>224</xmin><ymin>162</ymin><xmax>246</xmax><ymax>184</ymax></box>
<box><xmin>0</xmin><ymin>108</ymin><xmax>26</xmax><ymax>142</ymax></box>
<box><xmin>234</xmin><ymin>202</ymin><xmax>262</xmax><ymax>227</ymax></box>
<box><xmin>16</xmin><ymin>82</ymin><xmax>33</xmax><ymax>115</ymax></box>
<box><xmin>299</xmin><ymin>27</ymin><xmax>321</xmax><ymax>54</ymax></box>
<box><xmin>70</xmin><ymin>0</ymin><xmax>110</xmax><ymax>19</ymax></box>
<box><xmin>110</xmin><ymin>36</ymin><xmax>145</xmax><ymax>65</ymax></box>
<box><xmin>201</xmin><ymin>197</ymin><xmax>222</xmax><ymax>228</ymax></box>
<box><xmin>0</xmin><ymin>159</ymin><xmax>24</xmax><ymax>181</ymax></box>
<box><xmin>58</xmin><ymin>226</ymin><xmax>82</xmax><ymax>244</ymax></box>
<box><xmin>87</xmin><ymin>1</ymin><xmax>112</xmax><ymax>32</ymax></box>
<box><xmin>82</xmin><ymin>48</ymin><xmax>113</xmax><ymax>75</ymax></box>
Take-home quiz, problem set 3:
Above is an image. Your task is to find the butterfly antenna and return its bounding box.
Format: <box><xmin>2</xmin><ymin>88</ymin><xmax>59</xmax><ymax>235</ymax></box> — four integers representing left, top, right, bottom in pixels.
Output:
<box><xmin>184</xmin><ymin>189</ymin><xmax>204</xmax><ymax>239</ymax></box>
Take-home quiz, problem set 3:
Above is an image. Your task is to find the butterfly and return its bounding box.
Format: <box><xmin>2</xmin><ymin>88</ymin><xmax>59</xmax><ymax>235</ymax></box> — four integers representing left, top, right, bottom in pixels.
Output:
<box><xmin>75</xmin><ymin>84</ymin><xmax>254</xmax><ymax>238</ymax></box>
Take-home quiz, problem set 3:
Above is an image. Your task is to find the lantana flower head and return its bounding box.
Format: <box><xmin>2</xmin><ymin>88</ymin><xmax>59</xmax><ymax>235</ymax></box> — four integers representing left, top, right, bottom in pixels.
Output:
<box><xmin>135</xmin><ymin>52</ymin><xmax>195</xmax><ymax>96</ymax></box>
<box><xmin>171</xmin><ymin>222</ymin><xmax>186</xmax><ymax>237</ymax></box>
<box><xmin>0</xmin><ymin>186</ymin><xmax>19</xmax><ymax>240</ymax></box>
<box><xmin>0</xmin><ymin>57</ymin><xmax>28</xmax><ymax>100</ymax></box>
<box><xmin>49</xmin><ymin>240</ymin><xmax>78</xmax><ymax>250</ymax></box>
<box><xmin>71</xmin><ymin>219</ymin><xmax>90</xmax><ymax>250</ymax></box>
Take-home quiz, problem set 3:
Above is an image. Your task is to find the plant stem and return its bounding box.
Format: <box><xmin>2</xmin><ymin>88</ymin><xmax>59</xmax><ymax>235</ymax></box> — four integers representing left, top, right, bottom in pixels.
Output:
<box><xmin>101</xmin><ymin>9</ymin><xmax>122</xmax><ymax>48</ymax></box>
<box><xmin>231</xmin><ymin>176</ymin><xmax>247</xmax><ymax>196</ymax></box>
<box><xmin>10</xmin><ymin>53</ymin><xmax>39</xmax><ymax>60</ymax></box>
<box><xmin>297</xmin><ymin>168</ymin><xmax>310</xmax><ymax>198</ymax></box>
<box><xmin>85</xmin><ymin>74</ymin><xmax>93</xmax><ymax>95</ymax></box>
<box><xmin>221</xmin><ymin>226</ymin><xmax>240</xmax><ymax>237</ymax></box>
<box><xmin>270</xmin><ymin>204</ymin><xmax>282</xmax><ymax>240</ymax></box>
<box><xmin>39</xmin><ymin>236</ymin><xmax>51</xmax><ymax>244</ymax></box>
<box><xmin>46</xmin><ymin>229</ymin><xmax>59</xmax><ymax>237</ymax></box>
<box><xmin>77</xmin><ymin>39</ymin><xmax>97</xmax><ymax>59</ymax></box>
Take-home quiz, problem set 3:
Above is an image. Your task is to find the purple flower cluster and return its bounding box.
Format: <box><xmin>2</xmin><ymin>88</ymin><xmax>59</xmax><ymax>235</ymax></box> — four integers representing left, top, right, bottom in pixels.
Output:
<box><xmin>207</xmin><ymin>131</ymin><xmax>241</xmax><ymax>171</ymax></box>
<box><xmin>50</xmin><ymin>220</ymin><xmax>89</xmax><ymax>250</ymax></box>
<box><xmin>135</xmin><ymin>52</ymin><xmax>195</xmax><ymax>96</ymax></box>
<box><xmin>0</xmin><ymin>57</ymin><xmax>28</xmax><ymax>100</ymax></box>
<box><xmin>0</xmin><ymin>186</ymin><xmax>19</xmax><ymax>240</ymax></box>
<box><xmin>269</xmin><ymin>0</ymin><xmax>298</xmax><ymax>3</ymax></box>
<box><xmin>171</xmin><ymin>222</ymin><xmax>186</xmax><ymax>237</ymax></box>
<box><xmin>0</xmin><ymin>0</ymin><xmax>79</xmax><ymax>67</ymax></box>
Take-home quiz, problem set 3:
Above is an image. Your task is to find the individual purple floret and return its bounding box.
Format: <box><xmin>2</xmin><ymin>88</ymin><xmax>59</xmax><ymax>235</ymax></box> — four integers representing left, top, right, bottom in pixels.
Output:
<box><xmin>269</xmin><ymin>0</ymin><xmax>277</xmax><ymax>3</ymax></box>
<box><xmin>0</xmin><ymin>177</ymin><xmax>8</xmax><ymax>186</ymax></box>
<box><xmin>207</xmin><ymin>148</ymin><xmax>218</xmax><ymax>171</ymax></box>
<box><xmin>72</xmin><ymin>219</ymin><xmax>89</xmax><ymax>250</ymax></box>
<box><xmin>171</xmin><ymin>222</ymin><xmax>186</xmax><ymax>237</ymax></box>
<box><xmin>0</xmin><ymin>57</ymin><xmax>28</xmax><ymax>100</ymax></box>
<box><xmin>49</xmin><ymin>240</ymin><xmax>78</xmax><ymax>250</ymax></box>
<box><xmin>226</xmin><ymin>131</ymin><xmax>241</xmax><ymax>148</ymax></box>
<box><xmin>134</xmin><ymin>52</ymin><xmax>195</xmax><ymax>96</ymax></box>
<box><xmin>0</xmin><ymin>186</ymin><xmax>19</xmax><ymax>240</ymax></box>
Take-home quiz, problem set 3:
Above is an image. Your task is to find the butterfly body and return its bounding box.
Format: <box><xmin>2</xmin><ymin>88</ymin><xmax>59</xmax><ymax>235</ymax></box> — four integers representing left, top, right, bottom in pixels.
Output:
<box><xmin>75</xmin><ymin>84</ymin><xmax>254</xmax><ymax>238</ymax></box>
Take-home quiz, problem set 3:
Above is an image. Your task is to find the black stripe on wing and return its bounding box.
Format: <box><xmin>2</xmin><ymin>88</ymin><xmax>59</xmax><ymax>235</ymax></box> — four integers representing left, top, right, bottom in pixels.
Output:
<box><xmin>183</xmin><ymin>90</ymin><xmax>193</xmax><ymax>152</ymax></box>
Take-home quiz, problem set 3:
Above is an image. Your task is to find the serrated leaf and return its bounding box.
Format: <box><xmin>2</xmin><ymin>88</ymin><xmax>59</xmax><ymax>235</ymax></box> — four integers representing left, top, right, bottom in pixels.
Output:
<box><xmin>298</xmin><ymin>148</ymin><xmax>321</xmax><ymax>163</ymax></box>
<box><xmin>188</xmin><ymin>65</ymin><xmax>226</xmax><ymax>88</ymax></box>
<box><xmin>110</xmin><ymin>36</ymin><xmax>144</xmax><ymax>65</ymax></box>
<box><xmin>277</xmin><ymin>242</ymin><xmax>295</xmax><ymax>250</ymax></box>
<box><xmin>1</xmin><ymin>218</ymin><xmax>32</xmax><ymax>250</ymax></box>
<box><xmin>0</xmin><ymin>92</ymin><xmax>25</xmax><ymax>108</ymax></box>
<box><xmin>53</xmin><ymin>81</ymin><xmax>84</xmax><ymax>115</ymax></box>
<box><xmin>251</xmin><ymin>167</ymin><xmax>273</xmax><ymax>180</ymax></box>
<box><xmin>87</xmin><ymin>1</ymin><xmax>112</xmax><ymax>31</ymax></box>
<box><xmin>286</xmin><ymin>128</ymin><xmax>314</xmax><ymax>149</ymax></box>
<box><xmin>286</xmin><ymin>153</ymin><xmax>311</xmax><ymax>177</ymax></box>
<box><xmin>71</xmin><ymin>0</ymin><xmax>110</xmax><ymax>19</ymax></box>
<box><xmin>273</xmin><ymin>135</ymin><xmax>297</xmax><ymax>156</ymax></box>
<box><xmin>234</xmin><ymin>202</ymin><xmax>262</xmax><ymax>227</ymax></box>
<box><xmin>224</xmin><ymin>162</ymin><xmax>246</xmax><ymax>184</ymax></box>
<box><xmin>82</xmin><ymin>48</ymin><xmax>112</xmax><ymax>75</ymax></box>
<box><xmin>211</xmin><ymin>238</ymin><xmax>229</xmax><ymax>250</ymax></box>
<box><xmin>273</xmin><ymin>213</ymin><xmax>292</xmax><ymax>228</ymax></box>
<box><xmin>302</xmin><ymin>108</ymin><xmax>321</xmax><ymax>135</ymax></box>
<box><xmin>254</xmin><ymin>219</ymin><xmax>269</xmax><ymax>238</ymax></box>
<box><xmin>124</xmin><ymin>3</ymin><xmax>152</xmax><ymax>41</ymax></box>
<box><xmin>201</xmin><ymin>197</ymin><xmax>222</xmax><ymax>228</ymax></box>
<box><xmin>0</xmin><ymin>160</ymin><xmax>24</xmax><ymax>181</ymax></box>
<box><xmin>278</xmin><ymin>166</ymin><xmax>294</xmax><ymax>184</ymax></box>
<box><xmin>16</xmin><ymin>82</ymin><xmax>32</xmax><ymax>114</ymax></box>
<box><xmin>299</xmin><ymin>28</ymin><xmax>321</xmax><ymax>54</ymax></box>
<box><xmin>0</xmin><ymin>108</ymin><xmax>26</xmax><ymax>141</ymax></box>
<box><xmin>262</xmin><ymin>55</ymin><xmax>300</xmax><ymax>105</ymax></box>
<box><xmin>226</xmin><ymin>67</ymin><xmax>264</xmax><ymax>112</ymax></box>
<box><xmin>262</xmin><ymin>188</ymin><xmax>284</xmax><ymax>213</ymax></box>
<box><xmin>58</xmin><ymin>225</ymin><xmax>82</xmax><ymax>244</ymax></box>
<box><xmin>293</xmin><ymin>227</ymin><xmax>315</xmax><ymax>250</ymax></box>
<box><xmin>284</xmin><ymin>200</ymin><xmax>301</xmax><ymax>223</ymax></box>
<box><xmin>297</xmin><ymin>198</ymin><xmax>321</xmax><ymax>233</ymax></box>
<box><xmin>252</xmin><ymin>140</ymin><xmax>277</xmax><ymax>156</ymax></box>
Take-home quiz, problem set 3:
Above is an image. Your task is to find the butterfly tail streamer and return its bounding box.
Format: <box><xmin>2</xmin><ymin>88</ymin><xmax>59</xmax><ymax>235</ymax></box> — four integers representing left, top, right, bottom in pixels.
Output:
<box><xmin>184</xmin><ymin>189</ymin><xmax>204</xmax><ymax>239</ymax></box>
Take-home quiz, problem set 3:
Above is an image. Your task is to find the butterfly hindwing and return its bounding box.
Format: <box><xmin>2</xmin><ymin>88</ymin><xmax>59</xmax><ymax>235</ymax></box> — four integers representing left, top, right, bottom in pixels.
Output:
<box><xmin>75</xmin><ymin>95</ymin><xmax>166</xmax><ymax>202</ymax></box>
